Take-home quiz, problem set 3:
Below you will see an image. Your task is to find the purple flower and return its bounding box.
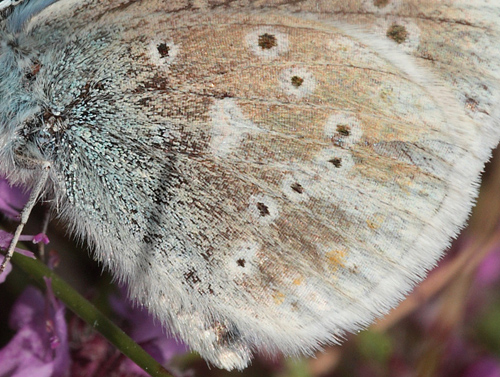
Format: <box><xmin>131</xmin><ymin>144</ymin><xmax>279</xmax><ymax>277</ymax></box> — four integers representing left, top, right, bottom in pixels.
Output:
<box><xmin>0</xmin><ymin>230</ymin><xmax>48</xmax><ymax>283</ymax></box>
<box><xmin>0</xmin><ymin>230</ymin><xmax>48</xmax><ymax>256</ymax></box>
<box><xmin>0</xmin><ymin>283</ymin><xmax>70</xmax><ymax>377</ymax></box>
<box><xmin>0</xmin><ymin>177</ymin><xmax>29</xmax><ymax>219</ymax></box>
<box><xmin>68</xmin><ymin>286</ymin><xmax>188</xmax><ymax>377</ymax></box>
<box><xmin>109</xmin><ymin>287</ymin><xmax>189</xmax><ymax>375</ymax></box>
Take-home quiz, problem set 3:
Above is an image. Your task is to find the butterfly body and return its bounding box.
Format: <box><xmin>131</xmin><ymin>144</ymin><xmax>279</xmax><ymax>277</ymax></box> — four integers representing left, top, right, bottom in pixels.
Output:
<box><xmin>0</xmin><ymin>0</ymin><xmax>499</xmax><ymax>370</ymax></box>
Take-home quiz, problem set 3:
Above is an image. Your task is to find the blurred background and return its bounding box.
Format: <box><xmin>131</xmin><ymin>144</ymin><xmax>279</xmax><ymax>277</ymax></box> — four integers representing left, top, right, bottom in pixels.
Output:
<box><xmin>1</xmin><ymin>146</ymin><xmax>500</xmax><ymax>377</ymax></box>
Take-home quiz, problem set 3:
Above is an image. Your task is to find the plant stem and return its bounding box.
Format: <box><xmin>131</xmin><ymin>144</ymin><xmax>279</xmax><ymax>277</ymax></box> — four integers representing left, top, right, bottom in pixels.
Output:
<box><xmin>11</xmin><ymin>251</ymin><xmax>173</xmax><ymax>377</ymax></box>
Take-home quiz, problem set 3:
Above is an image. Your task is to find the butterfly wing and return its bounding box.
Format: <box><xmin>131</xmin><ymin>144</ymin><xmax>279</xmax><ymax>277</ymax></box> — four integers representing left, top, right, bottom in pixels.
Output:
<box><xmin>9</xmin><ymin>0</ymin><xmax>500</xmax><ymax>370</ymax></box>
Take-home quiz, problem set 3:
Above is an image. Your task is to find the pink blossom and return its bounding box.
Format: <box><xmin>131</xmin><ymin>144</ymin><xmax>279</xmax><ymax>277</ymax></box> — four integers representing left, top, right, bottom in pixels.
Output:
<box><xmin>0</xmin><ymin>285</ymin><xmax>70</xmax><ymax>377</ymax></box>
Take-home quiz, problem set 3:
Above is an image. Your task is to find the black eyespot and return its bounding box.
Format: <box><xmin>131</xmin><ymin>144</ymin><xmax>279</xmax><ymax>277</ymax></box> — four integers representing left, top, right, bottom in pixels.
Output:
<box><xmin>386</xmin><ymin>24</ymin><xmax>408</xmax><ymax>44</ymax></box>
<box><xmin>256</xmin><ymin>202</ymin><xmax>270</xmax><ymax>216</ymax></box>
<box><xmin>291</xmin><ymin>76</ymin><xmax>304</xmax><ymax>87</ymax></box>
<box><xmin>336</xmin><ymin>124</ymin><xmax>351</xmax><ymax>137</ymax></box>
<box><xmin>291</xmin><ymin>183</ymin><xmax>304</xmax><ymax>194</ymax></box>
<box><xmin>258</xmin><ymin>33</ymin><xmax>277</xmax><ymax>49</ymax></box>
<box><xmin>328</xmin><ymin>158</ymin><xmax>342</xmax><ymax>168</ymax></box>
<box><xmin>236</xmin><ymin>258</ymin><xmax>246</xmax><ymax>267</ymax></box>
<box><xmin>156</xmin><ymin>42</ymin><xmax>170</xmax><ymax>58</ymax></box>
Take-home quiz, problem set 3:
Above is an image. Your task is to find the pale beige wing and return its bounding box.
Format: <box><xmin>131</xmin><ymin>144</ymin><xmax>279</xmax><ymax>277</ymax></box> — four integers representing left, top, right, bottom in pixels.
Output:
<box><xmin>22</xmin><ymin>0</ymin><xmax>500</xmax><ymax>370</ymax></box>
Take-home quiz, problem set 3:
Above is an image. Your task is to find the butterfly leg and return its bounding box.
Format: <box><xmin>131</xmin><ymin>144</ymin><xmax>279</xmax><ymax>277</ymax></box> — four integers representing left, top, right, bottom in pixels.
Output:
<box><xmin>0</xmin><ymin>161</ymin><xmax>50</xmax><ymax>273</ymax></box>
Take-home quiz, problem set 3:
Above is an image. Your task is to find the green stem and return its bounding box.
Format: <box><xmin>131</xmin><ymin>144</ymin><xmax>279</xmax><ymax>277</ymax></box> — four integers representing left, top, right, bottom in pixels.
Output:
<box><xmin>10</xmin><ymin>252</ymin><xmax>173</xmax><ymax>377</ymax></box>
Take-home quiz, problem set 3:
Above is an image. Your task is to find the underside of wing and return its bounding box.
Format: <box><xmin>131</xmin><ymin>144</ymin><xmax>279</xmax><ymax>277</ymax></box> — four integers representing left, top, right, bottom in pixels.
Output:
<box><xmin>26</xmin><ymin>0</ymin><xmax>500</xmax><ymax>370</ymax></box>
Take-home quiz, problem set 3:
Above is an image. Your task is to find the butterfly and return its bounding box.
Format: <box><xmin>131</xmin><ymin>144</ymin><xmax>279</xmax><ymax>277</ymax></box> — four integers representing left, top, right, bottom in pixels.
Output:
<box><xmin>0</xmin><ymin>0</ymin><xmax>499</xmax><ymax>370</ymax></box>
